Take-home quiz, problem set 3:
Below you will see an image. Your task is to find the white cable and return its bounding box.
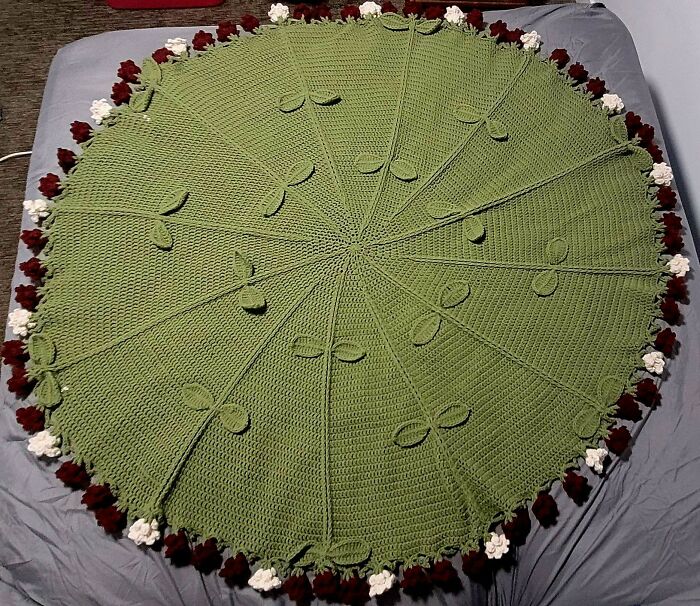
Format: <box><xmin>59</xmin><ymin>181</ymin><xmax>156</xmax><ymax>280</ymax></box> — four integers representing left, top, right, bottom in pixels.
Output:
<box><xmin>0</xmin><ymin>151</ymin><xmax>32</xmax><ymax>163</ymax></box>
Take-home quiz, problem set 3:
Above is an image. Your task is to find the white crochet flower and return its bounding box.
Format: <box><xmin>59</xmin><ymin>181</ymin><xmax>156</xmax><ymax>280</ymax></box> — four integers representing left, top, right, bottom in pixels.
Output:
<box><xmin>165</xmin><ymin>37</ymin><xmax>188</xmax><ymax>55</ymax></box>
<box><xmin>368</xmin><ymin>570</ymin><xmax>396</xmax><ymax>597</ymax></box>
<box><xmin>601</xmin><ymin>93</ymin><xmax>624</xmax><ymax>113</ymax></box>
<box><xmin>268</xmin><ymin>3</ymin><xmax>289</xmax><ymax>23</ymax></box>
<box><xmin>89</xmin><ymin>99</ymin><xmax>113</xmax><ymax>125</ymax></box>
<box><xmin>484</xmin><ymin>532</ymin><xmax>509</xmax><ymax>559</ymax></box>
<box><xmin>643</xmin><ymin>350</ymin><xmax>665</xmax><ymax>375</ymax></box>
<box><xmin>359</xmin><ymin>1</ymin><xmax>382</xmax><ymax>18</ymax></box>
<box><xmin>8</xmin><ymin>308</ymin><xmax>35</xmax><ymax>337</ymax></box>
<box><xmin>520</xmin><ymin>30</ymin><xmax>542</xmax><ymax>50</ymax></box>
<box><xmin>650</xmin><ymin>162</ymin><xmax>673</xmax><ymax>186</ymax></box>
<box><xmin>667</xmin><ymin>254</ymin><xmax>690</xmax><ymax>277</ymax></box>
<box><xmin>444</xmin><ymin>6</ymin><xmax>465</xmax><ymax>25</ymax></box>
<box><xmin>127</xmin><ymin>518</ymin><xmax>161</xmax><ymax>545</ymax></box>
<box><xmin>27</xmin><ymin>430</ymin><xmax>61</xmax><ymax>458</ymax></box>
<box><xmin>585</xmin><ymin>447</ymin><xmax>608</xmax><ymax>474</ymax></box>
<box><xmin>248</xmin><ymin>567</ymin><xmax>282</xmax><ymax>592</ymax></box>
<box><xmin>23</xmin><ymin>199</ymin><xmax>50</xmax><ymax>224</ymax></box>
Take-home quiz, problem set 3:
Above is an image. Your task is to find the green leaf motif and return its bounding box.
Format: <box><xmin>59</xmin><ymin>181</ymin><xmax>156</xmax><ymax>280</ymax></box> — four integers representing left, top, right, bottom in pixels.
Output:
<box><xmin>454</xmin><ymin>105</ymin><xmax>482</xmax><ymax>124</ymax></box>
<box><xmin>158</xmin><ymin>189</ymin><xmax>188</xmax><ymax>215</ymax></box>
<box><xmin>546</xmin><ymin>238</ymin><xmax>569</xmax><ymax>264</ymax></box>
<box><xmin>354</xmin><ymin>153</ymin><xmax>384</xmax><ymax>174</ymax></box>
<box><xmin>309</xmin><ymin>89</ymin><xmax>340</xmax><ymax>105</ymax></box>
<box><xmin>28</xmin><ymin>334</ymin><xmax>56</xmax><ymax>366</ymax></box>
<box><xmin>389</xmin><ymin>159</ymin><xmax>418</xmax><ymax>182</ymax></box>
<box><xmin>287</xmin><ymin>160</ymin><xmax>315</xmax><ymax>186</ymax></box>
<box><xmin>36</xmin><ymin>372</ymin><xmax>61</xmax><ymax>408</ymax></box>
<box><xmin>440</xmin><ymin>281</ymin><xmax>471</xmax><ymax>308</ymax></box>
<box><xmin>327</xmin><ymin>540</ymin><xmax>372</xmax><ymax>566</ymax></box>
<box><xmin>278</xmin><ymin>92</ymin><xmax>305</xmax><ymax>113</ymax></box>
<box><xmin>233</xmin><ymin>250</ymin><xmax>254</xmax><ymax>279</ymax></box>
<box><xmin>598</xmin><ymin>376</ymin><xmax>623</xmax><ymax>405</ymax></box>
<box><xmin>238</xmin><ymin>285</ymin><xmax>266</xmax><ymax>312</ymax></box>
<box><xmin>332</xmin><ymin>340</ymin><xmax>365</xmax><ymax>362</ymax></box>
<box><xmin>435</xmin><ymin>402</ymin><xmax>472</xmax><ymax>429</ymax></box>
<box><xmin>412</xmin><ymin>312</ymin><xmax>441</xmax><ymax>346</ymax></box>
<box><xmin>531</xmin><ymin>269</ymin><xmax>559</xmax><ymax>297</ymax></box>
<box><xmin>292</xmin><ymin>335</ymin><xmax>325</xmax><ymax>358</ymax></box>
<box><xmin>572</xmin><ymin>405</ymin><xmax>600</xmax><ymax>439</ymax></box>
<box><xmin>626</xmin><ymin>143</ymin><xmax>653</xmax><ymax>173</ymax></box>
<box><xmin>130</xmin><ymin>87</ymin><xmax>154</xmax><ymax>113</ymax></box>
<box><xmin>261</xmin><ymin>187</ymin><xmax>286</xmax><ymax>217</ymax></box>
<box><xmin>287</xmin><ymin>543</ymin><xmax>314</xmax><ymax>564</ymax></box>
<box><xmin>426</xmin><ymin>201</ymin><xmax>459</xmax><ymax>219</ymax></box>
<box><xmin>463</xmin><ymin>216</ymin><xmax>485</xmax><ymax>242</ymax></box>
<box><xmin>609</xmin><ymin>116</ymin><xmax>628</xmax><ymax>143</ymax></box>
<box><xmin>486</xmin><ymin>118</ymin><xmax>508</xmax><ymax>141</ymax></box>
<box><xmin>219</xmin><ymin>404</ymin><xmax>250</xmax><ymax>434</ymax></box>
<box><xmin>380</xmin><ymin>13</ymin><xmax>409</xmax><ymax>30</ymax></box>
<box><xmin>182</xmin><ymin>383</ymin><xmax>214</xmax><ymax>410</ymax></box>
<box><xmin>392</xmin><ymin>420</ymin><xmax>431</xmax><ymax>448</ymax></box>
<box><xmin>149</xmin><ymin>220</ymin><xmax>173</xmax><ymax>250</ymax></box>
<box><xmin>415</xmin><ymin>19</ymin><xmax>442</xmax><ymax>35</ymax></box>
<box><xmin>140</xmin><ymin>58</ymin><xmax>162</xmax><ymax>85</ymax></box>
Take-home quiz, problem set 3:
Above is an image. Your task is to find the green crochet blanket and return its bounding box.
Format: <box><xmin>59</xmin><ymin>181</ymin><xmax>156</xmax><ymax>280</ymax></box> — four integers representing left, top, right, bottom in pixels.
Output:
<box><xmin>31</xmin><ymin>16</ymin><xmax>665</xmax><ymax>573</ymax></box>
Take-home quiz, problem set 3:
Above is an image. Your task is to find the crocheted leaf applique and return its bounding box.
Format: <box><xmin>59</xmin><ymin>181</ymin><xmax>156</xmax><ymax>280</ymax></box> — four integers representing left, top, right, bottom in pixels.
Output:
<box><xmin>389</xmin><ymin>159</ymin><xmax>418</xmax><ymax>182</ymax></box>
<box><xmin>233</xmin><ymin>250</ymin><xmax>254</xmax><ymax>280</ymax></box>
<box><xmin>454</xmin><ymin>105</ymin><xmax>482</xmax><ymax>124</ymax></box>
<box><xmin>412</xmin><ymin>313</ymin><xmax>441</xmax><ymax>346</ymax></box>
<box><xmin>292</xmin><ymin>335</ymin><xmax>325</xmax><ymax>358</ymax></box>
<box><xmin>278</xmin><ymin>92</ymin><xmax>305</xmax><ymax>113</ymax></box>
<box><xmin>380</xmin><ymin>13</ymin><xmax>410</xmax><ymax>31</ymax></box>
<box><xmin>531</xmin><ymin>269</ymin><xmax>559</xmax><ymax>297</ymax></box>
<box><xmin>28</xmin><ymin>334</ymin><xmax>56</xmax><ymax>366</ymax></box>
<box><xmin>598</xmin><ymin>376</ymin><xmax>624</xmax><ymax>405</ymax></box>
<box><xmin>139</xmin><ymin>58</ymin><xmax>162</xmax><ymax>86</ymax></box>
<box><xmin>354</xmin><ymin>154</ymin><xmax>385</xmax><ymax>175</ymax></box>
<box><xmin>308</xmin><ymin>90</ymin><xmax>340</xmax><ymax>106</ymax></box>
<box><xmin>158</xmin><ymin>190</ymin><xmax>188</xmax><ymax>215</ymax></box>
<box><xmin>486</xmin><ymin>119</ymin><xmax>508</xmax><ymax>141</ymax></box>
<box><xmin>610</xmin><ymin>116</ymin><xmax>628</xmax><ymax>144</ymax></box>
<box><xmin>261</xmin><ymin>187</ymin><xmax>286</xmax><ymax>217</ymax></box>
<box><xmin>219</xmin><ymin>404</ymin><xmax>250</xmax><ymax>434</ymax></box>
<box><xmin>287</xmin><ymin>160</ymin><xmax>315</xmax><ymax>186</ymax></box>
<box><xmin>392</xmin><ymin>420</ymin><xmax>431</xmax><ymax>448</ymax></box>
<box><xmin>546</xmin><ymin>238</ymin><xmax>569</xmax><ymax>264</ymax></box>
<box><xmin>35</xmin><ymin>372</ymin><xmax>62</xmax><ymax>408</ymax></box>
<box><xmin>182</xmin><ymin>383</ymin><xmax>214</xmax><ymax>411</ymax></box>
<box><xmin>572</xmin><ymin>405</ymin><xmax>601</xmax><ymax>439</ymax></box>
<box><xmin>332</xmin><ymin>340</ymin><xmax>365</xmax><ymax>362</ymax></box>
<box><xmin>440</xmin><ymin>281</ymin><xmax>471</xmax><ymax>308</ymax></box>
<box><xmin>435</xmin><ymin>403</ymin><xmax>472</xmax><ymax>428</ymax></box>
<box><xmin>426</xmin><ymin>201</ymin><xmax>459</xmax><ymax>219</ymax></box>
<box><xmin>238</xmin><ymin>286</ymin><xmax>266</xmax><ymax>312</ymax></box>
<box><xmin>130</xmin><ymin>87</ymin><xmax>154</xmax><ymax>113</ymax></box>
<box><xmin>415</xmin><ymin>19</ymin><xmax>442</xmax><ymax>35</ymax></box>
<box><xmin>462</xmin><ymin>216</ymin><xmax>486</xmax><ymax>242</ymax></box>
<box><xmin>149</xmin><ymin>220</ymin><xmax>173</xmax><ymax>250</ymax></box>
<box><xmin>326</xmin><ymin>540</ymin><xmax>372</xmax><ymax>566</ymax></box>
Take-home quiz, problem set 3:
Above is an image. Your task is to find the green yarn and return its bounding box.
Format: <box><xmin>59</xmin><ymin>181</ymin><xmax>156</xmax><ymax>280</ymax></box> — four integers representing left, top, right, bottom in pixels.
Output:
<box><xmin>34</xmin><ymin>16</ymin><xmax>665</xmax><ymax>573</ymax></box>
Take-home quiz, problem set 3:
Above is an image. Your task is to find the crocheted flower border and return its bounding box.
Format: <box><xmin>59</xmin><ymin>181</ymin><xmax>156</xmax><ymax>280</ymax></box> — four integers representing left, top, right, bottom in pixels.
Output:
<box><xmin>6</xmin><ymin>4</ymin><xmax>691</xmax><ymax>602</ymax></box>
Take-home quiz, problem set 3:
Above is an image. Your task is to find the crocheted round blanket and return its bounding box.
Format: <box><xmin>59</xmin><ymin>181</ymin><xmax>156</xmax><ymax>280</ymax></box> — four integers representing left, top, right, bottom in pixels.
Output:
<box><xmin>18</xmin><ymin>10</ymin><xmax>687</xmax><ymax>588</ymax></box>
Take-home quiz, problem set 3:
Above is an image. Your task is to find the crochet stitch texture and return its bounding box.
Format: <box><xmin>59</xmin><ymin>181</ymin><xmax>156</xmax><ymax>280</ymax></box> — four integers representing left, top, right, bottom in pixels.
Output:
<box><xmin>32</xmin><ymin>17</ymin><xmax>665</xmax><ymax>572</ymax></box>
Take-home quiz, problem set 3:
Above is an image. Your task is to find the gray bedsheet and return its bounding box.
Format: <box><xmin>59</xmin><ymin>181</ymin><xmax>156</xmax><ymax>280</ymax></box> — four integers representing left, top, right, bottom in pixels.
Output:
<box><xmin>1</xmin><ymin>4</ymin><xmax>698</xmax><ymax>605</ymax></box>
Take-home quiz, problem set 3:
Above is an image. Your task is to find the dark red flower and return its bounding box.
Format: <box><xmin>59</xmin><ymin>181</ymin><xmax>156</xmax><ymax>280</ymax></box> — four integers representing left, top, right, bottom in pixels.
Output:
<box><xmin>605</xmin><ymin>426</ymin><xmax>631</xmax><ymax>455</ymax></box>
<box><xmin>216</xmin><ymin>20</ymin><xmax>238</xmax><ymax>42</ymax></box>
<box><xmin>7</xmin><ymin>366</ymin><xmax>34</xmax><ymax>399</ymax></box>
<box><xmin>461</xmin><ymin>549</ymin><xmax>490</xmax><ymax>581</ymax></box>
<box><xmin>666</xmin><ymin>275</ymin><xmax>687</xmax><ymax>301</ymax></box>
<box><xmin>192</xmin><ymin>30</ymin><xmax>215</xmax><ymax>51</ymax></box>
<box><xmin>117</xmin><ymin>59</ymin><xmax>141</xmax><ymax>83</ymax></box>
<box><xmin>82</xmin><ymin>483</ymin><xmax>116</xmax><ymax>510</ymax></box>
<box><xmin>505</xmin><ymin>27</ymin><xmax>525</xmax><ymax>46</ymax></box>
<box><xmin>660</xmin><ymin>296</ymin><xmax>681</xmax><ymax>325</ymax></box>
<box><xmin>111</xmin><ymin>81</ymin><xmax>132</xmax><ymax>106</ymax></box>
<box><xmin>239</xmin><ymin>14</ymin><xmax>260</xmax><ymax>32</ymax></box>
<box><xmin>654</xmin><ymin>327</ymin><xmax>677</xmax><ymax>356</ymax></box>
<box><xmin>38</xmin><ymin>173</ymin><xmax>61</xmax><ymax>199</ymax></box>
<box><xmin>56</xmin><ymin>148</ymin><xmax>77</xmax><ymax>173</ymax></box>
<box><xmin>313</xmin><ymin>5</ymin><xmax>332</xmax><ymax>20</ymax></box>
<box><xmin>656</xmin><ymin>186</ymin><xmax>677</xmax><ymax>210</ymax></box>
<box><xmin>646</xmin><ymin>143</ymin><xmax>664</xmax><ymax>163</ymax></box>
<box><xmin>489</xmin><ymin>20</ymin><xmax>509</xmax><ymax>42</ymax></box>
<box><xmin>94</xmin><ymin>505</ymin><xmax>126</xmax><ymax>534</ymax></box>
<box><xmin>56</xmin><ymin>461</ymin><xmax>90</xmax><ymax>489</ymax></box>
<box><xmin>625</xmin><ymin>111</ymin><xmax>642</xmax><ymax>136</ymax></box>
<box><xmin>550</xmin><ymin>48</ymin><xmax>570</xmax><ymax>68</ymax></box>
<box><xmin>562</xmin><ymin>471</ymin><xmax>590</xmax><ymax>505</ymax></box>
<box><xmin>152</xmin><ymin>47</ymin><xmax>174</xmax><ymax>64</ymax></box>
<box><xmin>430</xmin><ymin>559</ymin><xmax>460</xmax><ymax>592</ymax></box>
<box><xmin>662</xmin><ymin>212</ymin><xmax>682</xmax><ymax>231</ymax></box>
<box><xmin>19</xmin><ymin>257</ymin><xmax>46</xmax><ymax>282</ymax></box>
<box><xmin>615</xmin><ymin>393</ymin><xmax>642</xmax><ymax>422</ymax></box>
<box><xmin>586</xmin><ymin>77</ymin><xmax>606</xmax><ymax>98</ymax></box>
<box><xmin>293</xmin><ymin>4</ymin><xmax>313</xmax><ymax>22</ymax></box>
<box><xmin>567</xmin><ymin>62</ymin><xmax>588</xmax><ymax>82</ymax></box>
<box><xmin>219</xmin><ymin>553</ymin><xmax>250</xmax><ymax>584</ymax></box>
<box><xmin>532</xmin><ymin>491</ymin><xmax>558</xmax><ymax>527</ymax></box>
<box><xmin>502</xmin><ymin>508</ymin><xmax>531</xmax><ymax>546</ymax></box>
<box><xmin>164</xmin><ymin>530</ymin><xmax>192</xmax><ymax>566</ymax></box>
<box><xmin>312</xmin><ymin>570</ymin><xmax>340</xmax><ymax>601</ymax></box>
<box><xmin>340</xmin><ymin>4</ymin><xmax>360</xmax><ymax>20</ymax></box>
<box><xmin>400</xmin><ymin>565</ymin><xmax>431</xmax><ymax>598</ymax></box>
<box><xmin>635</xmin><ymin>378</ymin><xmax>660</xmax><ymax>407</ymax></box>
<box><xmin>402</xmin><ymin>1</ymin><xmax>422</xmax><ymax>16</ymax></box>
<box><xmin>424</xmin><ymin>5</ymin><xmax>444</xmax><ymax>20</ymax></box>
<box><xmin>283</xmin><ymin>573</ymin><xmax>313</xmax><ymax>604</ymax></box>
<box><xmin>466</xmin><ymin>9</ymin><xmax>484</xmax><ymax>31</ymax></box>
<box><xmin>637</xmin><ymin>124</ymin><xmax>655</xmax><ymax>145</ymax></box>
<box><xmin>191</xmin><ymin>538</ymin><xmax>222</xmax><ymax>574</ymax></box>
<box><xmin>662</xmin><ymin>229</ymin><xmax>683</xmax><ymax>254</ymax></box>
<box><xmin>15</xmin><ymin>406</ymin><xmax>44</xmax><ymax>432</ymax></box>
<box><xmin>20</xmin><ymin>229</ymin><xmax>47</xmax><ymax>253</ymax></box>
<box><xmin>1</xmin><ymin>339</ymin><xmax>28</xmax><ymax>367</ymax></box>
<box><xmin>15</xmin><ymin>284</ymin><xmax>40</xmax><ymax>311</ymax></box>
<box><xmin>340</xmin><ymin>575</ymin><xmax>370</xmax><ymax>605</ymax></box>
<box><xmin>70</xmin><ymin>120</ymin><xmax>92</xmax><ymax>144</ymax></box>
<box><xmin>381</xmin><ymin>1</ymin><xmax>397</xmax><ymax>13</ymax></box>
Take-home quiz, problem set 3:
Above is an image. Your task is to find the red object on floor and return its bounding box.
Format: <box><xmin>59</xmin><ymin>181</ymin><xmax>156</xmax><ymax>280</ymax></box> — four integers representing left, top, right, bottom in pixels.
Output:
<box><xmin>108</xmin><ymin>0</ymin><xmax>224</xmax><ymax>9</ymax></box>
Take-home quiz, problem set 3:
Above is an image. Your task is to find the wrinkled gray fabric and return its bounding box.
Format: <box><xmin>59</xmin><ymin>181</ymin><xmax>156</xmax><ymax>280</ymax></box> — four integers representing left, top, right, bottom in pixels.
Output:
<box><xmin>1</xmin><ymin>4</ymin><xmax>698</xmax><ymax>605</ymax></box>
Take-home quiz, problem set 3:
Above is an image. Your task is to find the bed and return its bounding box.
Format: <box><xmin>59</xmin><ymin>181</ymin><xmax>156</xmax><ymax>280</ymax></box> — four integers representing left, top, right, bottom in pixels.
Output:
<box><xmin>1</xmin><ymin>4</ymin><xmax>698</xmax><ymax>605</ymax></box>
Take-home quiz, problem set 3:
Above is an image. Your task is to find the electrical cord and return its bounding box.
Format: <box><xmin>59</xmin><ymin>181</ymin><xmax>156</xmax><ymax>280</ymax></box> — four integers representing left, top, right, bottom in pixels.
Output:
<box><xmin>0</xmin><ymin>151</ymin><xmax>32</xmax><ymax>163</ymax></box>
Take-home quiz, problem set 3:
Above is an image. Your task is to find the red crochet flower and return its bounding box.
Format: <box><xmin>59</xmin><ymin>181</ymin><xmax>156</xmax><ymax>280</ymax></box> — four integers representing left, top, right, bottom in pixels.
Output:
<box><xmin>314</xmin><ymin>4</ymin><xmax>332</xmax><ymax>19</ymax></box>
<box><xmin>216</xmin><ymin>20</ymin><xmax>238</xmax><ymax>42</ymax></box>
<box><xmin>164</xmin><ymin>530</ymin><xmax>192</xmax><ymax>566</ymax></box>
<box><xmin>489</xmin><ymin>20</ymin><xmax>509</xmax><ymax>42</ymax></box>
<box><xmin>647</xmin><ymin>142</ymin><xmax>663</xmax><ymax>163</ymax></box>
<box><xmin>625</xmin><ymin>111</ymin><xmax>642</xmax><ymax>136</ymax></box>
<box><xmin>38</xmin><ymin>173</ymin><xmax>61</xmax><ymax>199</ymax></box>
<box><xmin>502</xmin><ymin>507</ymin><xmax>531</xmax><ymax>546</ymax></box>
<box><xmin>636</xmin><ymin>123</ymin><xmax>655</xmax><ymax>145</ymax></box>
<box><xmin>424</xmin><ymin>5</ymin><xmax>444</xmax><ymax>20</ymax></box>
<box><xmin>7</xmin><ymin>366</ymin><xmax>34</xmax><ymax>399</ymax></box>
<box><xmin>20</xmin><ymin>229</ymin><xmax>47</xmax><ymax>253</ymax></box>
<box><xmin>662</xmin><ymin>229</ymin><xmax>683</xmax><ymax>254</ymax></box>
<box><xmin>505</xmin><ymin>27</ymin><xmax>525</xmax><ymax>46</ymax></box>
<box><xmin>283</xmin><ymin>573</ymin><xmax>313</xmax><ymax>604</ymax></box>
<box><xmin>466</xmin><ymin>9</ymin><xmax>485</xmax><ymax>31</ymax></box>
<box><xmin>461</xmin><ymin>549</ymin><xmax>490</xmax><ymax>581</ymax></box>
<box><xmin>19</xmin><ymin>257</ymin><xmax>47</xmax><ymax>282</ymax></box>
<box><xmin>56</xmin><ymin>148</ymin><xmax>77</xmax><ymax>173</ymax></box>
<box><xmin>82</xmin><ymin>483</ymin><xmax>116</xmax><ymax>510</ymax></box>
<box><xmin>70</xmin><ymin>120</ymin><xmax>93</xmax><ymax>144</ymax></box>
<box><xmin>192</xmin><ymin>30</ymin><xmax>215</xmax><ymax>51</ymax></box>
<box><xmin>293</xmin><ymin>4</ymin><xmax>313</xmax><ymax>22</ymax></box>
<box><xmin>660</xmin><ymin>296</ymin><xmax>681</xmax><ymax>325</ymax></box>
<box><xmin>567</xmin><ymin>62</ymin><xmax>588</xmax><ymax>82</ymax></box>
<box><xmin>400</xmin><ymin>565</ymin><xmax>431</xmax><ymax>597</ymax></box>
<box><xmin>152</xmin><ymin>47</ymin><xmax>174</xmax><ymax>64</ymax></box>
<box><xmin>340</xmin><ymin>4</ymin><xmax>360</xmax><ymax>20</ymax></box>
<box><xmin>586</xmin><ymin>77</ymin><xmax>606</xmax><ymax>98</ymax></box>
<box><xmin>239</xmin><ymin>14</ymin><xmax>260</xmax><ymax>32</ymax></box>
<box><xmin>430</xmin><ymin>559</ymin><xmax>461</xmax><ymax>592</ymax></box>
<box><xmin>615</xmin><ymin>393</ymin><xmax>642</xmax><ymax>422</ymax></box>
<box><xmin>312</xmin><ymin>570</ymin><xmax>340</xmax><ymax>601</ymax></box>
<box><xmin>381</xmin><ymin>1</ymin><xmax>397</xmax><ymax>13</ymax></box>
<box><xmin>666</xmin><ymin>275</ymin><xmax>687</xmax><ymax>301</ymax></box>
<box><xmin>531</xmin><ymin>491</ymin><xmax>558</xmax><ymax>527</ymax></box>
<box><xmin>339</xmin><ymin>575</ymin><xmax>370</xmax><ymax>605</ymax></box>
<box><xmin>15</xmin><ymin>284</ymin><xmax>40</xmax><ymax>311</ymax></box>
<box><xmin>56</xmin><ymin>461</ymin><xmax>90</xmax><ymax>489</ymax></box>
<box><xmin>111</xmin><ymin>81</ymin><xmax>132</xmax><ymax>106</ymax></box>
<box><xmin>635</xmin><ymin>378</ymin><xmax>660</xmax><ymax>407</ymax></box>
<box><xmin>191</xmin><ymin>538</ymin><xmax>222</xmax><ymax>574</ymax></box>
<box><xmin>656</xmin><ymin>185</ymin><xmax>676</xmax><ymax>210</ymax></box>
<box><xmin>662</xmin><ymin>212</ymin><xmax>682</xmax><ymax>231</ymax></box>
<box><xmin>605</xmin><ymin>426</ymin><xmax>631</xmax><ymax>455</ymax></box>
<box><xmin>117</xmin><ymin>59</ymin><xmax>141</xmax><ymax>83</ymax></box>
<box><xmin>654</xmin><ymin>327</ymin><xmax>677</xmax><ymax>356</ymax></box>
<box><xmin>94</xmin><ymin>505</ymin><xmax>126</xmax><ymax>534</ymax></box>
<box><xmin>402</xmin><ymin>1</ymin><xmax>422</xmax><ymax>16</ymax></box>
<box><xmin>1</xmin><ymin>339</ymin><xmax>29</xmax><ymax>367</ymax></box>
<box><xmin>550</xmin><ymin>48</ymin><xmax>570</xmax><ymax>68</ymax></box>
<box><xmin>562</xmin><ymin>471</ymin><xmax>590</xmax><ymax>505</ymax></box>
<box><xmin>219</xmin><ymin>553</ymin><xmax>250</xmax><ymax>584</ymax></box>
<box><xmin>15</xmin><ymin>406</ymin><xmax>44</xmax><ymax>432</ymax></box>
